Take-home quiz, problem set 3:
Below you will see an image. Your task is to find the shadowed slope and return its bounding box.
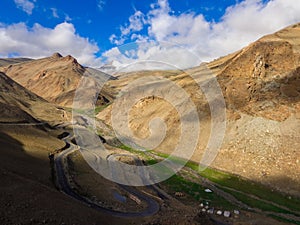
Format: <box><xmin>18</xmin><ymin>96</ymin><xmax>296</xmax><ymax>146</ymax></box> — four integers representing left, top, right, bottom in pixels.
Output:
<box><xmin>0</xmin><ymin>72</ymin><xmax>67</xmax><ymax>125</ymax></box>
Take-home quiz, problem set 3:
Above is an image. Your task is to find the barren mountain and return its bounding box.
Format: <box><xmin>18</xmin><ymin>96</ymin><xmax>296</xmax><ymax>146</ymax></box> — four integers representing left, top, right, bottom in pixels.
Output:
<box><xmin>209</xmin><ymin>22</ymin><xmax>300</xmax><ymax>121</ymax></box>
<box><xmin>98</xmin><ymin>23</ymin><xmax>300</xmax><ymax>197</ymax></box>
<box><xmin>0</xmin><ymin>53</ymin><xmax>114</xmax><ymax>107</ymax></box>
<box><xmin>0</xmin><ymin>64</ymin><xmax>197</xmax><ymax>225</ymax></box>
<box><xmin>0</xmin><ymin>58</ymin><xmax>32</xmax><ymax>67</ymax></box>
<box><xmin>206</xmin><ymin>23</ymin><xmax>300</xmax><ymax>196</ymax></box>
<box><xmin>0</xmin><ymin>71</ymin><xmax>68</xmax><ymax>124</ymax></box>
<box><xmin>0</xmin><ymin>70</ymin><xmax>125</xmax><ymax>225</ymax></box>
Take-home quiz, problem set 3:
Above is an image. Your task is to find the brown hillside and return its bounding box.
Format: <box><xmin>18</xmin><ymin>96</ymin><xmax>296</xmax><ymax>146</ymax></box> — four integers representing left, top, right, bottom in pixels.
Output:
<box><xmin>207</xmin><ymin>23</ymin><xmax>300</xmax><ymax>196</ymax></box>
<box><xmin>0</xmin><ymin>53</ymin><xmax>114</xmax><ymax>108</ymax></box>
<box><xmin>0</xmin><ymin>53</ymin><xmax>84</xmax><ymax>107</ymax></box>
<box><xmin>0</xmin><ymin>70</ymin><xmax>121</xmax><ymax>225</ymax></box>
<box><xmin>0</xmin><ymin>58</ymin><xmax>32</xmax><ymax>67</ymax></box>
<box><xmin>209</xmin><ymin>23</ymin><xmax>300</xmax><ymax>121</ymax></box>
<box><xmin>98</xmin><ymin>23</ymin><xmax>300</xmax><ymax>197</ymax></box>
<box><xmin>0</xmin><ymin>71</ymin><xmax>67</xmax><ymax>125</ymax></box>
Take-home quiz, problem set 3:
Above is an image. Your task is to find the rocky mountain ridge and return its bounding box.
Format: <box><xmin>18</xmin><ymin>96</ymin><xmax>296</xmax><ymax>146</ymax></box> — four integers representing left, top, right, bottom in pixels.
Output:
<box><xmin>98</xmin><ymin>23</ymin><xmax>300</xmax><ymax>196</ymax></box>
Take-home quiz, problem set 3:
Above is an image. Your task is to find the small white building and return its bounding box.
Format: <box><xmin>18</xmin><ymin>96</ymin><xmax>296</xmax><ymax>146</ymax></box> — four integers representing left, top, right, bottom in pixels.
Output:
<box><xmin>216</xmin><ymin>210</ymin><xmax>223</xmax><ymax>215</ymax></box>
<box><xmin>224</xmin><ymin>211</ymin><xmax>231</xmax><ymax>218</ymax></box>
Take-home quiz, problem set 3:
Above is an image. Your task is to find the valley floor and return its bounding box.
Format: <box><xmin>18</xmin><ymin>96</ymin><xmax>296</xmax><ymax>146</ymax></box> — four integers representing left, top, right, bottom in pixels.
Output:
<box><xmin>51</xmin><ymin>127</ymin><xmax>300</xmax><ymax>225</ymax></box>
<box><xmin>1</xmin><ymin>121</ymin><xmax>300</xmax><ymax>225</ymax></box>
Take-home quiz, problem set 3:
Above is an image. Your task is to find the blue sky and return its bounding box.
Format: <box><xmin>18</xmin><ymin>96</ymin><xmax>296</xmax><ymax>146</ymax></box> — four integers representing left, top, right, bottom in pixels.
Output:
<box><xmin>1</xmin><ymin>0</ymin><xmax>300</xmax><ymax>69</ymax></box>
<box><xmin>1</xmin><ymin>0</ymin><xmax>240</xmax><ymax>52</ymax></box>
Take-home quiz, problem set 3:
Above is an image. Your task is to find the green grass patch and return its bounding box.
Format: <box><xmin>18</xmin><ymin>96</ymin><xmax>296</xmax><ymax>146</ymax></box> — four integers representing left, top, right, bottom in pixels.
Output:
<box><xmin>153</xmin><ymin>151</ymin><xmax>300</xmax><ymax>213</ymax></box>
<box><xmin>197</xmin><ymin>167</ymin><xmax>300</xmax><ymax>213</ymax></box>
<box><xmin>95</xmin><ymin>104</ymin><xmax>109</xmax><ymax>114</ymax></box>
<box><xmin>117</xmin><ymin>144</ymin><xmax>155</xmax><ymax>162</ymax></box>
<box><xmin>269</xmin><ymin>215</ymin><xmax>300</xmax><ymax>225</ymax></box>
<box><xmin>71</xmin><ymin>104</ymin><xmax>109</xmax><ymax>117</ymax></box>
<box><xmin>145</xmin><ymin>159</ymin><xmax>158</xmax><ymax>165</ymax></box>
<box><xmin>163</xmin><ymin>174</ymin><xmax>235</xmax><ymax>209</ymax></box>
<box><xmin>224</xmin><ymin>189</ymin><xmax>292</xmax><ymax>214</ymax></box>
<box><xmin>115</xmin><ymin>148</ymin><xmax>300</xmax><ymax>216</ymax></box>
<box><xmin>117</xmin><ymin>144</ymin><xmax>175</xmax><ymax>176</ymax></box>
<box><xmin>118</xmin><ymin>144</ymin><xmax>144</xmax><ymax>154</ymax></box>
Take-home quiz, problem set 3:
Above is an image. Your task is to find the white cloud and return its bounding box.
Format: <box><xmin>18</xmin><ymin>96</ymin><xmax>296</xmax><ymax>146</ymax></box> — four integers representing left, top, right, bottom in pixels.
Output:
<box><xmin>103</xmin><ymin>41</ymin><xmax>200</xmax><ymax>72</ymax></box>
<box><xmin>121</xmin><ymin>11</ymin><xmax>145</xmax><ymax>35</ymax></box>
<box><xmin>51</xmin><ymin>8</ymin><xmax>59</xmax><ymax>18</ymax></box>
<box><xmin>64</xmin><ymin>14</ymin><xmax>72</xmax><ymax>22</ymax></box>
<box><xmin>0</xmin><ymin>22</ymin><xmax>100</xmax><ymax>67</ymax></box>
<box><xmin>204</xmin><ymin>0</ymin><xmax>300</xmax><ymax>58</ymax></box>
<box><xmin>4</xmin><ymin>0</ymin><xmax>300</xmax><ymax>71</ymax></box>
<box><xmin>103</xmin><ymin>47</ymin><xmax>134</xmax><ymax>66</ymax></box>
<box><xmin>14</xmin><ymin>0</ymin><xmax>35</xmax><ymax>15</ymax></box>
<box><xmin>109</xmin><ymin>34</ymin><xmax>125</xmax><ymax>45</ymax></box>
<box><xmin>109</xmin><ymin>10</ymin><xmax>145</xmax><ymax>45</ymax></box>
<box><xmin>97</xmin><ymin>0</ymin><xmax>105</xmax><ymax>11</ymax></box>
<box><xmin>105</xmin><ymin>0</ymin><xmax>300</xmax><ymax>69</ymax></box>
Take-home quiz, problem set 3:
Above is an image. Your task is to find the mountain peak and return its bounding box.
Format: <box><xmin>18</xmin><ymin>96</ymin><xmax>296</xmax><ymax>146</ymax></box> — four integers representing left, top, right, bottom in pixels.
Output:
<box><xmin>63</xmin><ymin>55</ymin><xmax>78</xmax><ymax>64</ymax></box>
<box><xmin>52</xmin><ymin>52</ymin><xmax>63</xmax><ymax>58</ymax></box>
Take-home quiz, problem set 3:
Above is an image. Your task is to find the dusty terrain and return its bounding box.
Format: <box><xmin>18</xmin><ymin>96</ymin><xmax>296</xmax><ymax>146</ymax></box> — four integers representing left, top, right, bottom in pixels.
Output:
<box><xmin>208</xmin><ymin>23</ymin><xmax>300</xmax><ymax>196</ymax></box>
<box><xmin>98</xmin><ymin>23</ymin><xmax>300</xmax><ymax>197</ymax></box>
<box><xmin>0</xmin><ymin>70</ymin><xmax>143</xmax><ymax>224</ymax></box>
<box><xmin>0</xmin><ymin>58</ymin><xmax>211</xmax><ymax>224</ymax></box>
<box><xmin>0</xmin><ymin>127</ymin><xmax>134</xmax><ymax>225</ymax></box>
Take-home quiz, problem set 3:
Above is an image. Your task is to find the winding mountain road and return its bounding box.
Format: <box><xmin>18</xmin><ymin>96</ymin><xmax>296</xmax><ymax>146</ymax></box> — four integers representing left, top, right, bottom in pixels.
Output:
<box><xmin>54</xmin><ymin>132</ymin><xmax>160</xmax><ymax>218</ymax></box>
